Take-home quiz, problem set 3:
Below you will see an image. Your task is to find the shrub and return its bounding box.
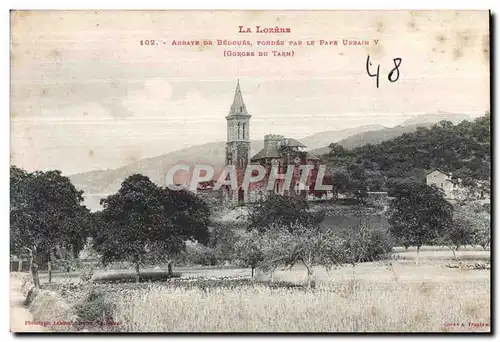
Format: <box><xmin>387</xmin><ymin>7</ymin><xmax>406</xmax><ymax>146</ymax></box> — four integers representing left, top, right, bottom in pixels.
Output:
<box><xmin>93</xmin><ymin>270</ymin><xmax>182</xmax><ymax>283</ymax></box>
<box><xmin>363</xmin><ymin>227</ymin><xmax>394</xmax><ymax>262</ymax></box>
<box><xmin>75</xmin><ymin>289</ymin><xmax>116</xmax><ymax>325</ymax></box>
<box><xmin>179</xmin><ymin>243</ymin><xmax>219</xmax><ymax>266</ymax></box>
<box><xmin>80</xmin><ymin>265</ymin><xmax>95</xmax><ymax>283</ymax></box>
<box><xmin>208</xmin><ymin>223</ymin><xmax>239</xmax><ymax>263</ymax></box>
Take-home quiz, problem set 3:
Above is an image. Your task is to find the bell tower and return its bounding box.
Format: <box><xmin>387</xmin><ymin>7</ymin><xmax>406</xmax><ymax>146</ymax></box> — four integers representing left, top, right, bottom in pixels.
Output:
<box><xmin>225</xmin><ymin>80</ymin><xmax>251</xmax><ymax>169</ymax></box>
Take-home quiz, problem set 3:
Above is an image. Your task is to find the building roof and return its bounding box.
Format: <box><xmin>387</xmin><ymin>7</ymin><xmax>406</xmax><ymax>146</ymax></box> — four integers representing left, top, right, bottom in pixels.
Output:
<box><xmin>283</xmin><ymin>138</ymin><xmax>306</xmax><ymax>148</ymax></box>
<box><xmin>250</xmin><ymin>145</ymin><xmax>282</xmax><ymax>161</ymax></box>
<box><xmin>426</xmin><ymin>168</ymin><xmax>451</xmax><ymax>176</ymax></box>
<box><xmin>228</xmin><ymin>80</ymin><xmax>251</xmax><ymax>117</ymax></box>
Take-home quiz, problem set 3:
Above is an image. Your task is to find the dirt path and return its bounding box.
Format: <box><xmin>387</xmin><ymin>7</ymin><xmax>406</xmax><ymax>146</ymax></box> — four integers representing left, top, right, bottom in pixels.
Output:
<box><xmin>10</xmin><ymin>275</ymin><xmax>47</xmax><ymax>333</ymax></box>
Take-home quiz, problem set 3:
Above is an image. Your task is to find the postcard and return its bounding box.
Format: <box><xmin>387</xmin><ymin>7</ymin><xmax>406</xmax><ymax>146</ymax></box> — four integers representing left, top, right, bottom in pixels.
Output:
<box><xmin>10</xmin><ymin>10</ymin><xmax>491</xmax><ymax>333</ymax></box>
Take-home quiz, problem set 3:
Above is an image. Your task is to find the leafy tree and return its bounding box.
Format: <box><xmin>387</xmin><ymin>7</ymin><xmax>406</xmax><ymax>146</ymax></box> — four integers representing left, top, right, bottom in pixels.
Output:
<box><xmin>328</xmin><ymin>142</ymin><xmax>348</xmax><ymax>159</ymax></box>
<box><xmin>342</xmin><ymin>212</ymin><xmax>394</xmax><ymax>276</ymax></box>
<box><xmin>439</xmin><ymin>216</ymin><xmax>475</xmax><ymax>261</ymax></box>
<box><xmin>94</xmin><ymin>174</ymin><xmax>164</xmax><ymax>282</ymax></box>
<box><xmin>234</xmin><ymin>230</ymin><xmax>264</xmax><ymax>278</ymax></box>
<box><xmin>93</xmin><ymin>174</ymin><xmax>210</xmax><ymax>282</ymax></box>
<box><xmin>256</xmin><ymin>226</ymin><xmax>294</xmax><ymax>282</ymax></box>
<box><xmin>346</xmin><ymin>164</ymin><xmax>369</xmax><ymax>202</ymax></box>
<box><xmin>456</xmin><ymin>203</ymin><xmax>490</xmax><ymax>250</ymax></box>
<box><xmin>179</xmin><ymin>242</ymin><xmax>218</xmax><ymax>266</ymax></box>
<box><xmin>207</xmin><ymin>222</ymin><xmax>238</xmax><ymax>263</ymax></box>
<box><xmin>328</xmin><ymin>164</ymin><xmax>369</xmax><ymax>202</ymax></box>
<box><xmin>387</xmin><ymin>182</ymin><xmax>453</xmax><ymax>265</ymax></box>
<box><xmin>10</xmin><ymin>166</ymin><xmax>90</xmax><ymax>286</ymax></box>
<box><xmin>258</xmin><ymin>223</ymin><xmax>345</xmax><ymax>288</ymax></box>
<box><xmin>160</xmin><ymin>187</ymin><xmax>211</xmax><ymax>246</ymax></box>
<box><xmin>248</xmin><ymin>193</ymin><xmax>322</xmax><ymax>233</ymax></box>
<box><xmin>286</xmin><ymin>224</ymin><xmax>346</xmax><ymax>288</ymax></box>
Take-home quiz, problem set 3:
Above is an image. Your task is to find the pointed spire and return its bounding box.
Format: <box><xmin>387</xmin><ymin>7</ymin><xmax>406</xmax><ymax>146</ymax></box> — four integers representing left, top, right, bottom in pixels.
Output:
<box><xmin>228</xmin><ymin>80</ymin><xmax>250</xmax><ymax>116</ymax></box>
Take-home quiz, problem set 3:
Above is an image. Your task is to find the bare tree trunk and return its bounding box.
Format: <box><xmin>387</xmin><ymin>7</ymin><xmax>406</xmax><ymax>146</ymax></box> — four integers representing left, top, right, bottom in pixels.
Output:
<box><xmin>135</xmin><ymin>260</ymin><xmax>140</xmax><ymax>283</ymax></box>
<box><xmin>32</xmin><ymin>264</ymin><xmax>41</xmax><ymax>289</ymax></box>
<box><xmin>388</xmin><ymin>262</ymin><xmax>399</xmax><ymax>284</ymax></box>
<box><xmin>306</xmin><ymin>269</ymin><xmax>315</xmax><ymax>289</ymax></box>
<box><xmin>451</xmin><ymin>247</ymin><xmax>459</xmax><ymax>262</ymax></box>
<box><xmin>48</xmin><ymin>250</ymin><xmax>53</xmax><ymax>284</ymax></box>
<box><xmin>28</xmin><ymin>249</ymin><xmax>33</xmax><ymax>274</ymax></box>
<box><xmin>28</xmin><ymin>247</ymin><xmax>41</xmax><ymax>289</ymax></box>
<box><xmin>304</xmin><ymin>262</ymin><xmax>315</xmax><ymax>289</ymax></box>
<box><xmin>167</xmin><ymin>262</ymin><xmax>172</xmax><ymax>277</ymax></box>
<box><xmin>18</xmin><ymin>259</ymin><xmax>23</xmax><ymax>272</ymax></box>
<box><xmin>270</xmin><ymin>265</ymin><xmax>278</xmax><ymax>283</ymax></box>
<box><xmin>416</xmin><ymin>246</ymin><xmax>420</xmax><ymax>266</ymax></box>
<box><xmin>251</xmin><ymin>266</ymin><xmax>254</xmax><ymax>278</ymax></box>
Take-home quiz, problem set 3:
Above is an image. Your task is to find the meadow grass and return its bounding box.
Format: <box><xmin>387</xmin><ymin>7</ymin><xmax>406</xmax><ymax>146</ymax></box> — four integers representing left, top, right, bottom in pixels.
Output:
<box><xmin>112</xmin><ymin>261</ymin><xmax>490</xmax><ymax>333</ymax></box>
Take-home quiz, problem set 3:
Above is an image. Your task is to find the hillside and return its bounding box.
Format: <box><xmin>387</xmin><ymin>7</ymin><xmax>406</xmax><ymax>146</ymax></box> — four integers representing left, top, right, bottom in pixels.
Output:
<box><xmin>68</xmin><ymin>112</ymin><xmax>477</xmax><ymax>211</ymax></box>
<box><xmin>310</xmin><ymin>113</ymin><xmax>473</xmax><ymax>154</ymax></box>
<box><xmin>70</xmin><ymin>125</ymin><xmax>384</xmax><ymax>210</ymax></box>
<box><xmin>71</xmin><ymin>140</ymin><xmax>264</xmax><ymax>195</ymax></box>
<box><xmin>308</xmin><ymin>124</ymin><xmax>429</xmax><ymax>156</ymax></box>
<box><xmin>299</xmin><ymin>124</ymin><xmax>386</xmax><ymax>150</ymax></box>
<box><xmin>400</xmin><ymin>112</ymin><xmax>471</xmax><ymax>126</ymax></box>
<box><xmin>337</xmin><ymin>124</ymin><xmax>432</xmax><ymax>150</ymax></box>
<box><xmin>320</xmin><ymin>114</ymin><xmax>491</xmax><ymax>189</ymax></box>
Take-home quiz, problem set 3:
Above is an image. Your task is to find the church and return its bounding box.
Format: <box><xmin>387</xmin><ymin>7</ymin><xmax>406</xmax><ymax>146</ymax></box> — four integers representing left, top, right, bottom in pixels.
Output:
<box><xmin>222</xmin><ymin>80</ymin><xmax>322</xmax><ymax>204</ymax></box>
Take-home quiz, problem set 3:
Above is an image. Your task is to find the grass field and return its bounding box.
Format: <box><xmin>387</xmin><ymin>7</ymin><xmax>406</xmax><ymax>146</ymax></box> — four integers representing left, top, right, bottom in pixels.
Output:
<box><xmin>28</xmin><ymin>247</ymin><xmax>490</xmax><ymax>333</ymax></box>
<box><xmin>114</xmin><ymin>278</ymin><xmax>489</xmax><ymax>332</ymax></box>
<box><xmin>110</xmin><ymin>257</ymin><xmax>490</xmax><ymax>332</ymax></box>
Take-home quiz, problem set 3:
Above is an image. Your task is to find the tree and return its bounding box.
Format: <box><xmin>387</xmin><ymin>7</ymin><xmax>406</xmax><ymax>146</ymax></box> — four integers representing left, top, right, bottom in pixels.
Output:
<box><xmin>440</xmin><ymin>217</ymin><xmax>475</xmax><ymax>261</ymax></box>
<box><xmin>328</xmin><ymin>142</ymin><xmax>348</xmax><ymax>158</ymax></box>
<box><xmin>387</xmin><ymin>182</ymin><xmax>453</xmax><ymax>265</ymax></box>
<box><xmin>234</xmin><ymin>231</ymin><xmax>264</xmax><ymax>278</ymax></box>
<box><xmin>206</xmin><ymin>223</ymin><xmax>237</xmax><ymax>263</ymax></box>
<box><xmin>343</xmin><ymin>217</ymin><xmax>371</xmax><ymax>272</ymax></box>
<box><xmin>94</xmin><ymin>174</ymin><xmax>165</xmax><ymax>282</ymax></box>
<box><xmin>287</xmin><ymin>224</ymin><xmax>346</xmax><ymax>288</ymax></box>
<box><xmin>248</xmin><ymin>193</ymin><xmax>322</xmax><ymax>233</ymax></box>
<box><xmin>346</xmin><ymin>164</ymin><xmax>369</xmax><ymax>202</ymax></box>
<box><xmin>342</xmin><ymin>213</ymin><xmax>393</xmax><ymax>276</ymax></box>
<box><xmin>10</xmin><ymin>166</ymin><xmax>90</xmax><ymax>287</ymax></box>
<box><xmin>456</xmin><ymin>203</ymin><xmax>490</xmax><ymax>250</ymax></box>
<box><xmin>257</xmin><ymin>226</ymin><xmax>294</xmax><ymax>282</ymax></box>
<box><xmin>258</xmin><ymin>223</ymin><xmax>345</xmax><ymax>288</ymax></box>
<box><xmin>93</xmin><ymin>174</ymin><xmax>210</xmax><ymax>282</ymax></box>
<box><xmin>329</xmin><ymin>165</ymin><xmax>368</xmax><ymax>202</ymax></box>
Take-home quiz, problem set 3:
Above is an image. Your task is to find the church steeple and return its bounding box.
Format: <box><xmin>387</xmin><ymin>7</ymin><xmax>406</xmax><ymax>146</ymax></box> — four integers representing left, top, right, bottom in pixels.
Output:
<box><xmin>225</xmin><ymin>80</ymin><xmax>251</xmax><ymax>171</ymax></box>
<box><xmin>228</xmin><ymin>79</ymin><xmax>250</xmax><ymax>117</ymax></box>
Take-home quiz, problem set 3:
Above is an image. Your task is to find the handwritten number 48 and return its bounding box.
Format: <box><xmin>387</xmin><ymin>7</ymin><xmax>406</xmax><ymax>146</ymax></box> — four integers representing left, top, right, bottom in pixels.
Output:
<box><xmin>366</xmin><ymin>55</ymin><xmax>402</xmax><ymax>88</ymax></box>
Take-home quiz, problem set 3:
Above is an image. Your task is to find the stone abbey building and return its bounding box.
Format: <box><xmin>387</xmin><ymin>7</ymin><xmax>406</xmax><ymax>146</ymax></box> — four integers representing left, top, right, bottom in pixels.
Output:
<box><xmin>222</xmin><ymin>80</ymin><xmax>322</xmax><ymax>204</ymax></box>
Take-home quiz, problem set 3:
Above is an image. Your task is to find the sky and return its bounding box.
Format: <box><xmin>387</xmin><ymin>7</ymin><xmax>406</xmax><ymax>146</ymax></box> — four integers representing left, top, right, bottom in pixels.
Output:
<box><xmin>10</xmin><ymin>10</ymin><xmax>490</xmax><ymax>175</ymax></box>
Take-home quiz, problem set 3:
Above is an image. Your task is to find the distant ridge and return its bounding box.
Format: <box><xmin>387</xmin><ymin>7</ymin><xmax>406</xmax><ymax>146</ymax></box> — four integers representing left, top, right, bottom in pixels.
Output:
<box><xmin>66</xmin><ymin>112</ymin><xmax>474</xmax><ymax>211</ymax></box>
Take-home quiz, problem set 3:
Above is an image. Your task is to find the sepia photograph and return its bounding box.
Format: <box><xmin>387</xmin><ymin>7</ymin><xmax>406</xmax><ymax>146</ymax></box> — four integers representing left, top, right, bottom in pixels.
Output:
<box><xmin>9</xmin><ymin>9</ymin><xmax>491</xmax><ymax>333</ymax></box>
